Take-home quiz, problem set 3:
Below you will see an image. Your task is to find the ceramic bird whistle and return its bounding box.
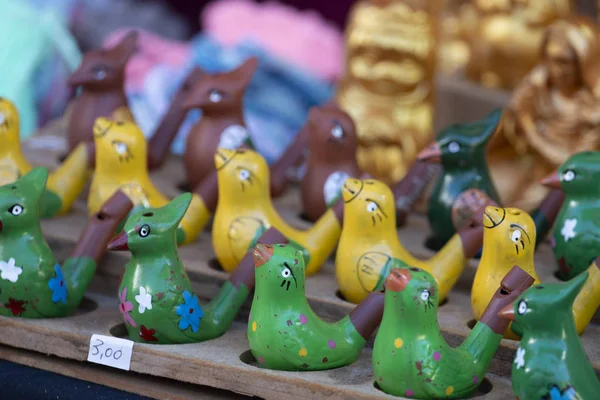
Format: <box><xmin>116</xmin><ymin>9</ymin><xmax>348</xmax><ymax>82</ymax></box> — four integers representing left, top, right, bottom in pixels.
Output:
<box><xmin>147</xmin><ymin>67</ymin><xmax>204</xmax><ymax>170</ymax></box>
<box><xmin>336</xmin><ymin>177</ymin><xmax>482</xmax><ymax>304</ymax></box>
<box><xmin>108</xmin><ymin>194</ymin><xmax>282</xmax><ymax>344</ymax></box>
<box><xmin>249</xmin><ymin>243</ymin><xmax>383</xmax><ymax>371</ymax></box>
<box><xmin>0</xmin><ymin>98</ymin><xmax>93</xmax><ymax>218</ymax></box>
<box><xmin>299</xmin><ymin>104</ymin><xmax>362</xmax><ymax>222</ymax></box>
<box><xmin>213</xmin><ymin>148</ymin><xmax>342</xmax><ymax>275</ymax></box>
<box><xmin>0</xmin><ymin>168</ymin><xmax>130</xmax><ymax>318</ymax></box>
<box><xmin>373</xmin><ymin>266</ymin><xmax>514</xmax><ymax>399</ymax></box>
<box><xmin>89</xmin><ymin>116</ymin><xmax>213</xmax><ymax>245</ymax></box>
<box><xmin>473</xmin><ymin>206</ymin><xmax>600</xmax><ymax>338</ymax></box>
<box><xmin>182</xmin><ymin>57</ymin><xmax>259</xmax><ymax>189</ymax></box>
<box><xmin>67</xmin><ymin>31</ymin><xmax>138</xmax><ymax>151</ymax></box>
<box><xmin>418</xmin><ymin>110</ymin><xmax>502</xmax><ymax>250</ymax></box>
<box><xmin>540</xmin><ymin>151</ymin><xmax>600</xmax><ymax>280</ymax></box>
<box><xmin>498</xmin><ymin>271</ymin><xmax>600</xmax><ymax>400</ymax></box>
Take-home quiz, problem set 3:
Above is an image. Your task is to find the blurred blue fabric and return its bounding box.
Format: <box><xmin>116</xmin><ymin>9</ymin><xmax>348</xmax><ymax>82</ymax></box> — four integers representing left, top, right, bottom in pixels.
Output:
<box><xmin>129</xmin><ymin>36</ymin><xmax>334</xmax><ymax>164</ymax></box>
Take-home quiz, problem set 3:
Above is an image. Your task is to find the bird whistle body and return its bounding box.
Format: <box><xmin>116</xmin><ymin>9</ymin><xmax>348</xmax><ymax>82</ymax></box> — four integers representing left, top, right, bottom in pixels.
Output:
<box><xmin>0</xmin><ymin>98</ymin><xmax>92</xmax><ymax>218</ymax></box>
<box><xmin>0</xmin><ymin>168</ymin><xmax>132</xmax><ymax>318</ymax></box>
<box><xmin>67</xmin><ymin>31</ymin><xmax>137</xmax><ymax>151</ymax></box>
<box><xmin>213</xmin><ymin>148</ymin><xmax>342</xmax><ymax>275</ymax></box>
<box><xmin>336</xmin><ymin>178</ymin><xmax>483</xmax><ymax>304</ymax></box>
<box><xmin>499</xmin><ymin>272</ymin><xmax>600</xmax><ymax>400</ymax></box>
<box><xmin>373</xmin><ymin>265</ymin><xmax>534</xmax><ymax>399</ymax></box>
<box><xmin>300</xmin><ymin>104</ymin><xmax>361</xmax><ymax>222</ymax></box>
<box><xmin>182</xmin><ymin>58</ymin><xmax>258</xmax><ymax>189</ymax></box>
<box><xmin>108</xmin><ymin>193</ymin><xmax>271</xmax><ymax>344</ymax></box>
<box><xmin>249</xmin><ymin>243</ymin><xmax>384</xmax><ymax>371</ymax></box>
<box><xmin>418</xmin><ymin>110</ymin><xmax>502</xmax><ymax>249</ymax></box>
<box><xmin>541</xmin><ymin>151</ymin><xmax>600</xmax><ymax>281</ymax></box>
<box><xmin>472</xmin><ymin>206</ymin><xmax>600</xmax><ymax>337</ymax></box>
<box><xmin>89</xmin><ymin>117</ymin><xmax>211</xmax><ymax>245</ymax></box>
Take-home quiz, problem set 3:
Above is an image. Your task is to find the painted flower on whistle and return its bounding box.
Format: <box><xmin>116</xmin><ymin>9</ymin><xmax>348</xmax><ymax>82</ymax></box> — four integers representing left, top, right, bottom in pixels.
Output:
<box><xmin>119</xmin><ymin>287</ymin><xmax>137</xmax><ymax>327</ymax></box>
<box><xmin>0</xmin><ymin>258</ymin><xmax>22</xmax><ymax>283</ymax></box>
<box><xmin>48</xmin><ymin>264</ymin><xmax>67</xmax><ymax>304</ymax></box>
<box><xmin>135</xmin><ymin>287</ymin><xmax>153</xmax><ymax>314</ymax></box>
<box><xmin>176</xmin><ymin>291</ymin><xmax>204</xmax><ymax>333</ymax></box>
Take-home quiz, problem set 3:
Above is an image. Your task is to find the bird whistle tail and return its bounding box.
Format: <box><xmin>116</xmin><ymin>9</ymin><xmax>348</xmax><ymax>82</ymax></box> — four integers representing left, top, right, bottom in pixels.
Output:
<box><xmin>84</xmin><ymin>141</ymin><xmax>96</xmax><ymax>170</ymax></box>
<box><xmin>530</xmin><ymin>189</ymin><xmax>566</xmax><ymax>246</ymax></box>
<box><xmin>458</xmin><ymin>225</ymin><xmax>485</xmax><ymax>259</ymax></box>
<box><xmin>229</xmin><ymin>228</ymin><xmax>289</xmax><ymax>291</ymax></box>
<box><xmin>391</xmin><ymin>160</ymin><xmax>438</xmax><ymax>223</ymax></box>
<box><xmin>192</xmin><ymin>170</ymin><xmax>219</xmax><ymax>214</ymax></box>
<box><xmin>269</xmin><ymin>131</ymin><xmax>308</xmax><ymax>197</ymax></box>
<box><xmin>349</xmin><ymin>291</ymin><xmax>385</xmax><ymax>341</ymax></box>
<box><xmin>69</xmin><ymin>190</ymin><xmax>134</xmax><ymax>262</ymax></box>
<box><xmin>331</xmin><ymin>197</ymin><xmax>345</xmax><ymax>224</ymax></box>
<box><xmin>480</xmin><ymin>266</ymin><xmax>535</xmax><ymax>335</ymax></box>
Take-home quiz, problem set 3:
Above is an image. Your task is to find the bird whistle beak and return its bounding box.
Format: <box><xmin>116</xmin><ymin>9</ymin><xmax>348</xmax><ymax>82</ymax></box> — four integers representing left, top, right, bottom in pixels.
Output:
<box><xmin>253</xmin><ymin>243</ymin><xmax>274</xmax><ymax>268</ymax></box>
<box><xmin>498</xmin><ymin>303</ymin><xmax>515</xmax><ymax>321</ymax></box>
<box><xmin>107</xmin><ymin>231</ymin><xmax>129</xmax><ymax>251</ymax></box>
<box><xmin>417</xmin><ymin>143</ymin><xmax>442</xmax><ymax>163</ymax></box>
<box><xmin>540</xmin><ymin>171</ymin><xmax>562</xmax><ymax>189</ymax></box>
<box><xmin>384</xmin><ymin>268</ymin><xmax>412</xmax><ymax>292</ymax></box>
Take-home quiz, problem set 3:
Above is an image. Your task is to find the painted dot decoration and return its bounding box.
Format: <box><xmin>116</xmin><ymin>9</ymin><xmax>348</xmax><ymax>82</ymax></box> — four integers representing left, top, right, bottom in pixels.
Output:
<box><xmin>257</xmin><ymin>356</ymin><xmax>265</xmax><ymax>364</ymax></box>
<box><xmin>298</xmin><ymin>348</ymin><xmax>308</xmax><ymax>357</ymax></box>
<box><xmin>473</xmin><ymin>376</ymin><xmax>479</xmax><ymax>384</ymax></box>
<box><xmin>252</xmin><ymin>321</ymin><xmax>257</xmax><ymax>332</ymax></box>
<box><xmin>394</xmin><ymin>338</ymin><xmax>403</xmax><ymax>348</ymax></box>
<box><xmin>328</xmin><ymin>340</ymin><xmax>336</xmax><ymax>349</ymax></box>
<box><xmin>405</xmin><ymin>389</ymin><xmax>414</xmax><ymax>397</ymax></box>
<box><xmin>433</xmin><ymin>351</ymin><xmax>441</xmax><ymax>361</ymax></box>
<box><xmin>446</xmin><ymin>386</ymin><xmax>454</xmax><ymax>395</ymax></box>
<box><xmin>299</xmin><ymin>314</ymin><xmax>308</xmax><ymax>324</ymax></box>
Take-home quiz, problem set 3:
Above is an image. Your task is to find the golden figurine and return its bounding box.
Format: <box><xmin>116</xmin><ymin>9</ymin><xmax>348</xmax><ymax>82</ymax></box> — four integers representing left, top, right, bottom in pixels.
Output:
<box><xmin>438</xmin><ymin>0</ymin><xmax>477</xmax><ymax>75</ymax></box>
<box><xmin>466</xmin><ymin>0</ymin><xmax>573</xmax><ymax>90</ymax></box>
<box><xmin>489</xmin><ymin>17</ymin><xmax>600</xmax><ymax>209</ymax></box>
<box><xmin>336</xmin><ymin>0</ymin><xmax>439</xmax><ymax>184</ymax></box>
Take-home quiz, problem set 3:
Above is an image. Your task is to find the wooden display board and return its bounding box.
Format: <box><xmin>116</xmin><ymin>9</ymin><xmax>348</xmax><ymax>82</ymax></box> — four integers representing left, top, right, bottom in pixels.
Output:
<box><xmin>1</xmin><ymin>78</ymin><xmax>597</xmax><ymax>399</ymax></box>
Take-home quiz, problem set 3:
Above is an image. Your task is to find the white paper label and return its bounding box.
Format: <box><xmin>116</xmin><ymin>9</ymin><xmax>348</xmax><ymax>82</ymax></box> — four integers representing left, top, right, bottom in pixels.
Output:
<box><xmin>87</xmin><ymin>334</ymin><xmax>134</xmax><ymax>371</ymax></box>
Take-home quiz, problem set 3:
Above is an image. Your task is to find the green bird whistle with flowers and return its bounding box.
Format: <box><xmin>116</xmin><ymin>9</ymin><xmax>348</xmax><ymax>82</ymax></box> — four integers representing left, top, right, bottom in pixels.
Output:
<box><xmin>0</xmin><ymin>167</ymin><xmax>132</xmax><ymax>318</ymax></box>
<box><xmin>108</xmin><ymin>193</ymin><xmax>287</xmax><ymax>344</ymax></box>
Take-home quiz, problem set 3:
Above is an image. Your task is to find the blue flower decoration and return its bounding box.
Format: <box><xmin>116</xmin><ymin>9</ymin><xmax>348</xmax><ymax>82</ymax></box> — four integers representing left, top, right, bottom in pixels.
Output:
<box><xmin>176</xmin><ymin>291</ymin><xmax>204</xmax><ymax>333</ymax></box>
<box><xmin>549</xmin><ymin>386</ymin><xmax>577</xmax><ymax>400</ymax></box>
<box><xmin>48</xmin><ymin>264</ymin><xmax>67</xmax><ymax>304</ymax></box>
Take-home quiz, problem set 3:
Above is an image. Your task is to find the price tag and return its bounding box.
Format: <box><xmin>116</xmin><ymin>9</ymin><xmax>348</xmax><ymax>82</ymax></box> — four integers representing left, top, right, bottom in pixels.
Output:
<box><xmin>87</xmin><ymin>334</ymin><xmax>134</xmax><ymax>371</ymax></box>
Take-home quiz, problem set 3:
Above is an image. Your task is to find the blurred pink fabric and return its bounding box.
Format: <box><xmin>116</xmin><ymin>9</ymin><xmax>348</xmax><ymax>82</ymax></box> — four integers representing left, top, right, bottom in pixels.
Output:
<box><xmin>103</xmin><ymin>28</ymin><xmax>191</xmax><ymax>91</ymax></box>
<box><xmin>202</xmin><ymin>0</ymin><xmax>344</xmax><ymax>80</ymax></box>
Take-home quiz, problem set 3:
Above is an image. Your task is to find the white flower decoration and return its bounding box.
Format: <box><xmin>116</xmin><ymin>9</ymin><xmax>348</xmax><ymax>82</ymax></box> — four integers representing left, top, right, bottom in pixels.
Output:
<box><xmin>561</xmin><ymin>218</ymin><xmax>577</xmax><ymax>242</ymax></box>
<box><xmin>0</xmin><ymin>258</ymin><xmax>22</xmax><ymax>283</ymax></box>
<box><xmin>135</xmin><ymin>287</ymin><xmax>153</xmax><ymax>314</ymax></box>
<box><xmin>515</xmin><ymin>347</ymin><xmax>526</xmax><ymax>370</ymax></box>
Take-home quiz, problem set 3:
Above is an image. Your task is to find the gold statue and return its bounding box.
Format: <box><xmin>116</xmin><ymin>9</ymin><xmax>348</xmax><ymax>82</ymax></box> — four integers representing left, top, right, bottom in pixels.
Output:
<box><xmin>438</xmin><ymin>0</ymin><xmax>477</xmax><ymax>75</ymax></box>
<box><xmin>466</xmin><ymin>0</ymin><xmax>573</xmax><ymax>89</ymax></box>
<box><xmin>336</xmin><ymin>0</ymin><xmax>439</xmax><ymax>183</ymax></box>
<box><xmin>489</xmin><ymin>17</ymin><xmax>600</xmax><ymax>209</ymax></box>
